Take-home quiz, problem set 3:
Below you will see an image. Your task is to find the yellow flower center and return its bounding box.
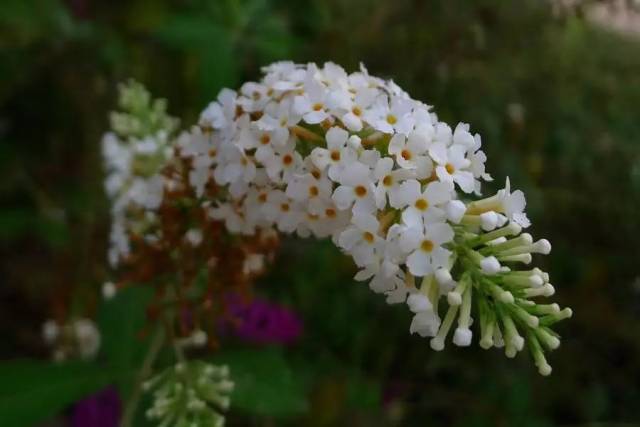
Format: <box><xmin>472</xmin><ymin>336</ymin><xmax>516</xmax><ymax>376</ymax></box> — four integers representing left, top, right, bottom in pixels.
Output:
<box><xmin>445</xmin><ymin>163</ymin><xmax>455</xmax><ymax>174</ymax></box>
<box><xmin>415</xmin><ymin>198</ymin><xmax>429</xmax><ymax>211</ymax></box>
<box><xmin>386</xmin><ymin>114</ymin><xmax>397</xmax><ymax>125</ymax></box>
<box><xmin>421</xmin><ymin>240</ymin><xmax>434</xmax><ymax>252</ymax></box>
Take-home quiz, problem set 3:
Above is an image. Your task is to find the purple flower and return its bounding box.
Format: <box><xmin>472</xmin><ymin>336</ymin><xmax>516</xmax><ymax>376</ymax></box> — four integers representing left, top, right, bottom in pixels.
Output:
<box><xmin>223</xmin><ymin>294</ymin><xmax>303</xmax><ymax>345</ymax></box>
<box><xmin>72</xmin><ymin>386</ymin><xmax>120</xmax><ymax>427</ymax></box>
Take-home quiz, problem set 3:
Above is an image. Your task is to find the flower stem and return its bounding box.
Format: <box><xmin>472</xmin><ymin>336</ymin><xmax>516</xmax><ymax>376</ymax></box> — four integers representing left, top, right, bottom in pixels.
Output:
<box><xmin>120</xmin><ymin>325</ymin><xmax>165</xmax><ymax>427</ymax></box>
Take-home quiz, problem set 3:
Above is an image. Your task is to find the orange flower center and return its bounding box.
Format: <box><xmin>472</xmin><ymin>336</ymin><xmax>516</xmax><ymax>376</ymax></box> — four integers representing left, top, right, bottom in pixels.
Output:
<box><xmin>330</xmin><ymin>150</ymin><xmax>341</xmax><ymax>161</ymax></box>
<box><xmin>382</xmin><ymin>175</ymin><xmax>393</xmax><ymax>187</ymax></box>
<box><xmin>309</xmin><ymin>186</ymin><xmax>319</xmax><ymax>197</ymax></box>
<box><xmin>401</xmin><ymin>149</ymin><xmax>412</xmax><ymax>161</ymax></box>
<box><xmin>363</xmin><ymin>231</ymin><xmax>375</xmax><ymax>243</ymax></box>
<box><xmin>355</xmin><ymin>185</ymin><xmax>367</xmax><ymax>197</ymax></box>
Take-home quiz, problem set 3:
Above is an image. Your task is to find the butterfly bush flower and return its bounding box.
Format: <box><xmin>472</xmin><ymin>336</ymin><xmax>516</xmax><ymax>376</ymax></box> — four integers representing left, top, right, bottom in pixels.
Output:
<box><xmin>175</xmin><ymin>61</ymin><xmax>572</xmax><ymax>375</ymax></box>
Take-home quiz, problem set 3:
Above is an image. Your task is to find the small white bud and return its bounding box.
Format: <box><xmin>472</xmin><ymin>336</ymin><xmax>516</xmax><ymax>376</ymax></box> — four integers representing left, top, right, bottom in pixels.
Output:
<box><xmin>347</xmin><ymin>135</ymin><xmax>362</xmax><ymax>149</ymax></box>
<box><xmin>528</xmin><ymin>275</ymin><xmax>544</xmax><ymax>288</ymax></box>
<box><xmin>102</xmin><ymin>281</ymin><xmax>117</xmax><ymax>300</ymax></box>
<box><xmin>511</xmin><ymin>336</ymin><xmax>525</xmax><ymax>352</ymax></box>
<box><xmin>453</xmin><ymin>327</ymin><xmax>472</xmax><ymax>346</ymax></box>
<box><xmin>506</xmin><ymin>222</ymin><xmax>522</xmax><ymax>236</ymax></box>
<box><xmin>538</xmin><ymin>363</ymin><xmax>552</xmax><ymax>376</ymax></box>
<box><xmin>430</xmin><ymin>337</ymin><xmax>445</xmax><ymax>351</ymax></box>
<box><xmin>543</xmin><ymin>284</ymin><xmax>555</xmax><ymax>296</ymax></box>
<box><xmin>480</xmin><ymin>211</ymin><xmax>498</xmax><ymax>231</ymax></box>
<box><xmin>480</xmin><ymin>256</ymin><xmax>501</xmax><ymax>275</ymax></box>
<box><xmin>447</xmin><ymin>291</ymin><xmax>462</xmax><ymax>306</ymax></box>
<box><xmin>495</xmin><ymin>213</ymin><xmax>508</xmax><ymax>227</ymax></box>
<box><xmin>500</xmin><ymin>291</ymin><xmax>515</xmax><ymax>304</ymax></box>
<box><xmin>533</xmin><ymin>239</ymin><xmax>551</xmax><ymax>254</ymax></box>
<box><xmin>487</xmin><ymin>236</ymin><xmax>507</xmax><ymax>246</ymax></box>
<box><xmin>480</xmin><ymin>336</ymin><xmax>493</xmax><ymax>349</ymax></box>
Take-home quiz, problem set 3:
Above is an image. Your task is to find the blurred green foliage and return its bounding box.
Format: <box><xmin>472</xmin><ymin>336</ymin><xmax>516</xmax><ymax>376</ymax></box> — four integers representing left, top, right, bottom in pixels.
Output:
<box><xmin>1</xmin><ymin>0</ymin><xmax>640</xmax><ymax>426</ymax></box>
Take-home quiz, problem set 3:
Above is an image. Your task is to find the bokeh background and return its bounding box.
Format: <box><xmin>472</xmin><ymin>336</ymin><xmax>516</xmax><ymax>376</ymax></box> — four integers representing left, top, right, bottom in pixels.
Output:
<box><xmin>2</xmin><ymin>0</ymin><xmax>640</xmax><ymax>426</ymax></box>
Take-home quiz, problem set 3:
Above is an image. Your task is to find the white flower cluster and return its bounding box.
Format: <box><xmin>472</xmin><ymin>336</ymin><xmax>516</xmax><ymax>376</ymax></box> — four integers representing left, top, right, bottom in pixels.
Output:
<box><xmin>42</xmin><ymin>318</ymin><xmax>101</xmax><ymax>362</ymax></box>
<box><xmin>144</xmin><ymin>361</ymin><xmax>234</xmax><ymax>427</ymax></box>
<box><xmin>102</xmin><ymin>81</ymin><xmax>178</xmax><ymax>266</ymax></box>
<box><xmin>177</xmin><ymin>61</ymin><xmax>570</xmax><ymax>374</ymax></box>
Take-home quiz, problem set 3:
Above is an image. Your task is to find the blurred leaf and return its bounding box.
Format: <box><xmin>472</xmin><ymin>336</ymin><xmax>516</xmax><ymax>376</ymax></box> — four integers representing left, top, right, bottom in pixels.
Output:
<box><xmin>97</xmin><ymin>286</ymin><xmax>154</xmax><ymax>397</ymax></box>
<box><xmin>345</xmin><ymin>372</ymin><xmax>381</xmax><ymax>410</ymax></box>
<box><xmin>214</xmin><ymin>347</ymin><xmax>308</xmax><ymax>417</ymax></box>
<box><xmin>0</xmin><ymin>209</ymin><xmax>32</xmax><ymax>241</ymax></box>
<box><xmin>156</xmin><ymin>14</ymin><xmax>229</xmax><ymax>49</ymax></box>
<box><xmin>156</xmin><ymin>14</ymin><xmax>237</xmax><ymax>102</ymax></box>
<box><xmin>0</xmin><ymin>360</ymin><xmax>113</xmax><ymax>427</ymax></box>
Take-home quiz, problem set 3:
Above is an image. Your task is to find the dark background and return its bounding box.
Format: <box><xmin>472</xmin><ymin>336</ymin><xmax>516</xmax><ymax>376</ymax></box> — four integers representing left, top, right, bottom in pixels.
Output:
<box><xmin>1</xmin><ymin>0</ymin><xmax>640</xmax><ymax>426</ymax></box>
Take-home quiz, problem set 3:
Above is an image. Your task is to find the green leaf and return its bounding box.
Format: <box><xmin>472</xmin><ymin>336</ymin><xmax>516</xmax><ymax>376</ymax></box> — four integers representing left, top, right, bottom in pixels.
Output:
<box><xmin>98</xmin><ymin>285</ymin><xmax>154</xmax><ymax>398</ymax></box>
<box><xmin>213</xmin><ymin>347</ymin><xmax>308</xmax><ymax>417</ymax></box>
<box><xmin>0</xmin><ymin>360</ymin><xmax>114</xmax><ymax>427</ymax></box>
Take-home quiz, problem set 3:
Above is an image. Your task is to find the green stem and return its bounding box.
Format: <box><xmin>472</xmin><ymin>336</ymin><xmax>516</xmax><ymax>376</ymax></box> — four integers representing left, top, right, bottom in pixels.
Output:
<box><xmin>121</xmin><ymin>326</ymin><xmax>165</xmax><ymax>427</ymax></box>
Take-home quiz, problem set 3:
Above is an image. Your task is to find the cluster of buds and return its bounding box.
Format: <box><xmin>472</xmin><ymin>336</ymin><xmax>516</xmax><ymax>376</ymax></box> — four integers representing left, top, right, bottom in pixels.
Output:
<box><xmin>172</xmin><ymin>61</ymin><xmax>571</xmax><ymax>374</ymax></box>
<box><xmin>42</xmin><ymin>318</ymin><xmax>101</xmax><ymax>362</ymax></box>
<box><xmin>144</xmin><ymin>361</ymin><xmax>234</xmax><ymax>427</ymax></box>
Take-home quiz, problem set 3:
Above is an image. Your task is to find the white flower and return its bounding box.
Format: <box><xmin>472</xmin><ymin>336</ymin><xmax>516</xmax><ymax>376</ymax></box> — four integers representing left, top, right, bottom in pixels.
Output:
<box><xmin>354</xmin><ymin>259</ymin><xmax>404</xmax><ymax>294</ymax></box>
<box><xmin>261</xmin><ymin>190</ymin><xmax>302</xmax><ymax>232</ymax></box>
<box><xmin>365</xmin><ymin>96</ymin><xmax>414</xmax><ymax>134</ymax></box>
<box><xmin>410</xmin><ymin>310</ymin><xmax>441</xmax><ymax>338</ymax></box>
<box><xmin>200</xmin><ymin>88</ymin><xmax>237</xmax><ymax>129</ymax></box>
<box><xmin>292</xmin><ymin>76</ymin><xmax>331</xmax><ymax>124</ymax></box>
<box><xmin>255</xmin><ymin>139</ymin><xmax>302</xmax><ymax>183</ymax></box>
<box><xmin>429</xmin><ymin>142</ymin><xmax>475</xmax><ymax>193</ymax></box>
<box><xmin>499</xmin><ymin>178</ymin><xmax>531</xmax><ymax>228</ymax></box>
<box><xmin>338</xmin><ymin>213</ymin><xmax>383</xmax><ymax>267</ymax></box>
<box><xmin>373</xmin><ymin>157</ymin><xmax>415</xmax><ymax>209</ymax></box>
<box><xmin>214</xmin><ymin>146</ymin><xmax>256</xmax><ymax>186</ymax></box>
<box><xmin>388</xmin><ymin>129</ymin><xmax>432</xmax><ymax>175</ymax></box>
<box><xmin>331</xmin><ymin>161</ymin><xmax>377</xmax><ymax>214</ymax></box>
<box><xmin>310</xmin><ymin>126</ymin><xmax>357</xmax><ymax>180</ymax></box>
<box><xmin>285</xmin><ymin>172</ymin><xmax>333</xmax><ymax>214</ymax></box>
<box><xmin>400</xmin><ymin>222</ymin><xmax>454</xmax><ymax>276</ymax></box>
<box><xmin>397</xmin><ymin>179</ymin><xmax>454</xmax><ymax>225</ymax></box>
